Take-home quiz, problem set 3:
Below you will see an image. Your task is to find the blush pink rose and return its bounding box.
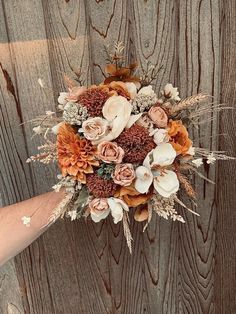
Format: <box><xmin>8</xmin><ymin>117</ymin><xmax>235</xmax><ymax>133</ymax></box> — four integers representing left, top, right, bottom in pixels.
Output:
<box><xmin>89</xmin><ymin>198</ymin><xmax>110</xmax><ymax>223</ymax></box>
<box><xmin>97</xmin><ymin>141</ymin><xmax>124</xmax><ymax>164</ymax></box>
<box><xmin>67</xmin><ymin>86</ymin><xmax>87</xmax><ymax>102</ymax></box>
<box><xmin>148</xmin><ymin>106</ymin><xmax>168</xmax><ymax>128</ymax></box>
<box><xmin>112</xmin><ymin>163</ymin><xmax>135</xmax><ymax>186</ymax></box>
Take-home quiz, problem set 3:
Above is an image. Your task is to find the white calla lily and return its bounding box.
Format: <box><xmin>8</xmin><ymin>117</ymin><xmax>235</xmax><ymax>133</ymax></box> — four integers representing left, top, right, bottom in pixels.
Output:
<box><xmin>152</xmin><ymin>143</ymin><xmax>176</xmax><ymax>167</ymax></box>
<box><xmin>100</xmin><ymin>96</ymin><xmax>132</xmax><ymax>142</ymax></box>
<box><xmin>135</xmin><ymin>166</ymin><xmax>153</xmax><ymax>194</ymax></box>
<box><xmin>108</xmin><ymin>197</ymin><xmax>129</xmax><ymax>224</ymax></box>
<box><xmin>126</xmin><ymin>113</ymin><xmax>143</xmax><ymax>129</ymax></box>
<box><xmin>153</xmin><ymin>170</ymin><xmax>179</xmax><ymax>197</ymax></box>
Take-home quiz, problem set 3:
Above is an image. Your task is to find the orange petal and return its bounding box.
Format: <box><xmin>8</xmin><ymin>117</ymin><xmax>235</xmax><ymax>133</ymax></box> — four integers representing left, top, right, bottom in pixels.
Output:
<box><xmin>134</xmin><ymin>206</ymin><xmax>149</xmax><ymax>222</ymax></box>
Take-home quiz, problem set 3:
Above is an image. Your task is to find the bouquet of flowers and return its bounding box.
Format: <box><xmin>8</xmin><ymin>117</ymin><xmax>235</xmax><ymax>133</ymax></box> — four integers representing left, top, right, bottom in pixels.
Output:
<box><xmin>27</xmin><ymin>43</ymin><xmax>233</xmax><ymax>252</ymax></box>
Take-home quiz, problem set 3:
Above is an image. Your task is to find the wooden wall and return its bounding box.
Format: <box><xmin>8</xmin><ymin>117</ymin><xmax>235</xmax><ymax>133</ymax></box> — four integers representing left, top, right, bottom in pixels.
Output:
<box><xmin>0</xmin><ymin>0</ymin><xmax>235</xmax><ymax>313</ymax></box>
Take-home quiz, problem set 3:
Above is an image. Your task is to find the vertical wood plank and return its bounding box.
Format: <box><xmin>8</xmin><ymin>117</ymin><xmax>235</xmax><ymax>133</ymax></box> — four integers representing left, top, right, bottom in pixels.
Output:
<box><xmin>215</xmin><ymin>1</ymin><xmax>236</xmax><ymax>312</ymax></box>
<box><xmin>0</xmin><ymin>0</ymin><xmax>235</xmax><ymax>313</ymax></box>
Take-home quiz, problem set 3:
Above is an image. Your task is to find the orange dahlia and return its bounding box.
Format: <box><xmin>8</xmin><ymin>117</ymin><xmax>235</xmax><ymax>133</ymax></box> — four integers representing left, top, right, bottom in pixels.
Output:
<box><xmin>57</xmin><ymin>123</ymin><xmax>99</xmax><ymax>183</ymax></box>
<box><xmin>168</xmin><ymin>120</ymin><xmax>192</xmax><ymax>155</ymax></box>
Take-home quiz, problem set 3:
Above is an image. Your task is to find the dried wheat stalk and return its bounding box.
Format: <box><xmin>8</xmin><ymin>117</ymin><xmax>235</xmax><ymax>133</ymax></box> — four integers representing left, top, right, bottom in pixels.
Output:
<box><xmin>123</xmin><ymin>212</ymin><xmax>133</xmax><ymax>254</ymax></box>
<box><xmin>170</xmin><ymin>93</ymin><xmax>210</xmax><ymax>114</ymax></box>
<box><xmin>46</xmin><ymin>192</ymin><xmax>74</xmax><ymax>227</ymax></box>
<box><xmin>177</xmin><ymin>173</ymin><xmax>196</xmax><ymax>198</ymax></box>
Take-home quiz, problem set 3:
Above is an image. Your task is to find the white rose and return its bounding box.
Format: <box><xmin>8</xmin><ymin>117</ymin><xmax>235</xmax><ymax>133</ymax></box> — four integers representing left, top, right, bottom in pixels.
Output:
<box><xmin>138</xmin><ymin>85</ymin><xmax>156</xmax><ymax>97</ymax></box>
<box><xmin>58</xmin><ymin>92</ymin><xmax>68</xmax><ymax>105</ymax></box>
<box><xmin>162</xmin><ymin>83</ymin><xmax>180</xmax><ymax>101</ymax></box>
<box><xmin>154</xmin><ymin>170</ymin><xmax>179</xmax><ymax>197</ymax></box>
<box><xmin>82</xmin><ymin>117</ymin><xmax>108</xmax><ymax>142</ymax></box>
<box><xmin>108</xmin><ymin>198</ymin><xmax>129</xmax><ymax>224</ymax></box>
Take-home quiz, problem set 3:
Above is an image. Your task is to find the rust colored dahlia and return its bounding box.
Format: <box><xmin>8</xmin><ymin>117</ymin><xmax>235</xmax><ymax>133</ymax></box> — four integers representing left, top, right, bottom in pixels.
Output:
<box><xmin>78</xmin><ymin>86</ymin><xmax>111</xmax><ymax>117</ymax></box>
<box><xmin>116</xmin><ymin>124</ymin><xmax>155</xmax><ymax>164</ymax></box>
<box><xmin>86</xmin><ymin>173</ymin><xmax>118</xmax><ymax>198</ymax></box>
<box><xmin>57</xmin><ymin>123</ymin><xmax>99</xmax><ymax>184</ymax></box>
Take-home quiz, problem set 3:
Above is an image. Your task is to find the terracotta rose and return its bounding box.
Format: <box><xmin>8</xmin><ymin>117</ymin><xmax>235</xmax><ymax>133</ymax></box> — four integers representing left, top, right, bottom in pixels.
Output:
<box><xmin>97</xmin><ymin>141</ymin><xmax>124</xmax><ymax>164</ymax></box>
<box><xmin>148</xmin><ymin>106</ymin><xmax>168</xmax><ymax>128</ymax></box>
<box><xmin>112</xmin><ymin>163</ymin><xmax>135</xmax><ymax>186</ymax></box>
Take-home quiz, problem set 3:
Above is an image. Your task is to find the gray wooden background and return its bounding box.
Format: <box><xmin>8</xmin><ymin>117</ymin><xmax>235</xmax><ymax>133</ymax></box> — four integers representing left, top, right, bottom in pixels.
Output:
<box><xmin>0</xmin><ymin>0</ymin><xmax>235</xmax><ymax>313</ymax></box>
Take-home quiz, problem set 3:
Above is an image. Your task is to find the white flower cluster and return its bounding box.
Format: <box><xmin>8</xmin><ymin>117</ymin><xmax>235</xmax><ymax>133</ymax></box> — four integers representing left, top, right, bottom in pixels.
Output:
<box><xmin>52</xmin><ymin>175</ymin><xmax>82</xmax><ymax>193</ymax></box>
<box><xmin>62</xmin><ymin>102</ymin><xmax>88</xmax><ymax>125</ymax></box>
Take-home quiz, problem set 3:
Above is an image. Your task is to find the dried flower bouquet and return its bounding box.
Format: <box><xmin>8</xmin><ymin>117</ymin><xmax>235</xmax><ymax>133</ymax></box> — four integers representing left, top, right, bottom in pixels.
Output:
<box><xmin>26</xmin><ymin>43</ymin><xmax>234</xmax><ymax>252</ymax></box>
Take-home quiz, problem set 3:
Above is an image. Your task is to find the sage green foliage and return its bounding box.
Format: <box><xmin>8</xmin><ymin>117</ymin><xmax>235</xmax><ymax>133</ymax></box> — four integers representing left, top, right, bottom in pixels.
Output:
<box><xmin>97</xmin><ymin>163</ymin><xmax>115</xmax><ymax>180</ymax></box>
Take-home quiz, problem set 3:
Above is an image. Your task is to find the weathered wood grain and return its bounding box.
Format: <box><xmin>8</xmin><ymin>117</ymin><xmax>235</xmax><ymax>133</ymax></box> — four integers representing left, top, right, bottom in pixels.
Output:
<box><xmin>0</xmin><ymin>0</ymin><xmax>235</xmax><ymax>313</ymax></box>
<box><xmin>0</xmin><ymin>260</ymin><xmax>24</xmax><ymax>314</ymax></box>
<box><xmin>215</xmin><ymin>1</ymin><xmax>236</xmax><ymax>312</ymax></box>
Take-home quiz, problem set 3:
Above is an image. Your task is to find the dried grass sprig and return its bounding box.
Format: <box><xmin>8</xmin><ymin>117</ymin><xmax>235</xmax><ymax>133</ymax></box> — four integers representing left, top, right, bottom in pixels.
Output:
<box><xmin>170</xmin><ymin>93</ymin><xmax>210</xmax><ymax>115</ymax></box>
<box><xmin>177</xmin><ymin>173</ymin><xmax>196</xmax><ymax>199</ymax></box>
<box><xmin>174</xmin><ymin>195</ymin><xmax>199</xmax><ymax>216</ymax></box>
<box><xmin>143</xmin><ymin>204</ymin><xmax>153</xmax><ymax>232</ymax></box>
<box><xmin>46</xmin><ymin>192</ymin><xmax>74</xmax><ymax>227</ymax></box>
<box><xmin>123</xmin><ymin>212</ymin><xmax>133</xmax><ymax>254</ymax></box>
<box><xmin>26</xmin><ymin>141</ymin><xmax>57</xmax><ymax>164</ymax></box>
<box><xmin>194</xmin><ymin>147</ymin><xmax>235</xmax><ymax>160</ymax></box>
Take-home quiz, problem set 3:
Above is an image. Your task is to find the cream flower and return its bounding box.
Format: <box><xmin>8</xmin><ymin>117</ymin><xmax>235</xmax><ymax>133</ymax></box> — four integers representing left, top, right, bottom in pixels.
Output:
<box><xmin>89</xmin><ymin>198</ymin><xmax>110</xmax><ymax>223</ymax></box>
<box><xmin>138</xmin><ymin>85</ymin><xmax>156</xmax><ymax>97</ymax></box>
<box><xmin>108</xmin><ymin>198</ymin><xmax>129</xmax><ymax>224</ymax></box>
<box><xmin>112</xmin><ymin>163</ymin><xmax>135</xmax><ymax>186</ymax></box>
<box><xmin>150</xmin><ymin>128</ymin><xmax>169</xmax><ymax>145</ymax></box>
<box><xmin>136</xmin><ymin>143</ymin><xmax>179</xmax><ymax>197</ymax></box>
<box><xmin>67</xmin><ymin>210</ymin><xmax>77</xmax><ymax>221</ymax></box>
<box><xmin>58</xmin><ymin>92</ymin><xmax>68</xmax><ymax>105</ymax></box>
<box><xmin>126</xmin><ymin>113</ymin><xmax>143</xmax><ymax>129</ymax></box>
<box><xmin>21</xmin><ymin>216</ymin><xmax>31</xmax><ymax>227</ymax></box>
<box><xmin>207</xmin><ymin>153</ymin><xmax>216</xmax><ymax>164</ymax></box>
<box><xmin>97</xmin><ymin>141</ymin><xmax>124</xmax><ymax>164</ymax></box>
<box><xmin>151</xmin><ymin>143</ymin><xmax>176</xmax><ymax>167</ymax></box>
<box><xmin>135</xmin><ymin>166</ymin><xmax>153</xmax><ymax>194</ymax></box>
<box><xmin>162</xmin><ymin>83</ymin><xmax>180</xmax><ymax>101</ymax></box>
<box><xmin>101</xmin><ymin>95</ymin><xmax>132</xmax><ymax>142</ymax></box>
<box><xmin>153</xmin><ymin>170</ymin><xmax>179</xmax><ymax>198</ymax></box>
<box><xmin>82</xmin><ymin>117</ymin><xmax>108</xmax><ymax>143</ymax></box>
<box><xmin>125</xmin><ymin>82</ymin><xmax>137</xmax><ymax>99</ymax></box>
<box><xmin>33</xmin><ymin>125</ymin><xmax>43</xmax><ymax>135</ymax></box>
<box><xmin>192</xmin><ymin>158</ymin><xmax>203</xmax><ymax>168</ymax></box>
